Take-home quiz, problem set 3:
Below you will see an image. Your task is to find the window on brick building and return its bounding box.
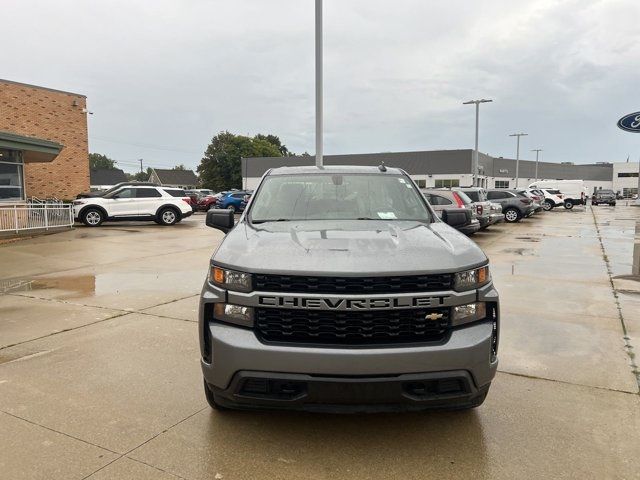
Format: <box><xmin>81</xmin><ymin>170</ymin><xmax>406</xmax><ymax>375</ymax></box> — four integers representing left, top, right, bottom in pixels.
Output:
<box><xmin>0</xmin><ymin>149</ymin><xmax>24</xmax><ymax>201</ymax></box>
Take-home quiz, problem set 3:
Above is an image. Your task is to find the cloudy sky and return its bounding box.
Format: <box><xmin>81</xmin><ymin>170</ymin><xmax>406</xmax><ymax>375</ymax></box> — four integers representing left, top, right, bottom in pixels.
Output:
<box><xmin>5</xmin><ymin>0</ymin><xmax>639</xmax><ymax>172</ymax></box>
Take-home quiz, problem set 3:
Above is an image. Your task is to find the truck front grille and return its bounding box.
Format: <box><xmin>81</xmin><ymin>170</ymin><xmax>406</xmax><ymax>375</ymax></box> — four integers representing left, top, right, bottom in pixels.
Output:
<box><xmin>255</xmin><ymin>307</ymin><xmax>450</xmax><ymax>346</ymax></box>
<box><xmin>253</xmin><ymin>273</ymin><xmax>453</xmax><ymax>294</ymax></box>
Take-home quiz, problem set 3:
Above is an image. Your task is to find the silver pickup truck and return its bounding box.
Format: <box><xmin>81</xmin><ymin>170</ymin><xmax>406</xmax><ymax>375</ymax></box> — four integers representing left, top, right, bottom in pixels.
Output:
<box><xmin>199</xmin><ymin>165</ymin><xmax>500</xmax><ymax>412</ymax></box>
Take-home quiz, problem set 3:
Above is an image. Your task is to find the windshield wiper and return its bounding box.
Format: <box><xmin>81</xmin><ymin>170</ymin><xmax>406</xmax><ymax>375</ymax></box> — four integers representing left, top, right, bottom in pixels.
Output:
<box><xmin>251</xmin><ymin>218</ymin><xmax>291</xmax><ymax>224</ymax></box>
<box><xmin>356</xmin><ymin>217</ymin><xmax>377</xmax><ymax>220</ymax></box>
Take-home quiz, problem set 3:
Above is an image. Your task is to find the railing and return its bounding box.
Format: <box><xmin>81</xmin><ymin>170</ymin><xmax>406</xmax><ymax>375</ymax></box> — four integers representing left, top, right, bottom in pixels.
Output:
<box><xmin>0</xmin><ymin>204</ymin><xmax>74</xmax><ymax>234</ymax></box>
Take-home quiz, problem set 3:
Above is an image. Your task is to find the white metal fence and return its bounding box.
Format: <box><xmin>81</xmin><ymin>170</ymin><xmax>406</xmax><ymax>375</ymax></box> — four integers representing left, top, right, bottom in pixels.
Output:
<box><xmin>0</xmin><ymin>204</ymin><xmax>74</xmax><ymax>234</ymax></box>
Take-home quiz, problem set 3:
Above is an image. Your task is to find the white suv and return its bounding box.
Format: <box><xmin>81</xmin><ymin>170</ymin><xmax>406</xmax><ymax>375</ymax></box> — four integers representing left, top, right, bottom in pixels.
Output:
<box><xmin>73</xmin><ymin>185</ymin><xmax>193</xmax><ymax>227</ymax></box>
<box><xmin>537</xmin><ymin>188</ymin><xmax>565</xmax><ymax>211</ymax></box>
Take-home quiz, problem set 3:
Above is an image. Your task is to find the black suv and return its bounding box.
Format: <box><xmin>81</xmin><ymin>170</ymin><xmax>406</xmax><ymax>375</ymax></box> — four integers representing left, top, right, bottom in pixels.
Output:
<box><xmin>592</xmin><ymin>190</ymin><xmax>616</xmax><ymax>206</ymax></box>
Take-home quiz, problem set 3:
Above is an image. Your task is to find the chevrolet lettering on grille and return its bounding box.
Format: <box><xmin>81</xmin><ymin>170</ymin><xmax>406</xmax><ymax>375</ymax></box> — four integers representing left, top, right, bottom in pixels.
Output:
<box><xmin>257</xmin><ymin>295</ymin><xmax>448</xmax><ymax>310</ymax></box>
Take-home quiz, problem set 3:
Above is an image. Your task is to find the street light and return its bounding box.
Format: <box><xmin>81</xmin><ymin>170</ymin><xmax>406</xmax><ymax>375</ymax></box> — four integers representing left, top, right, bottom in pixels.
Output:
<box><xmin>509</xmin><ymin>133</ymin><xmax>528</xmax><ymax>188</ymax></box>
<box><xmin>531</xmin><ymin>149</ymin><xmax>543</xmax><ymax>183</ymax></box>
<box><xmin>315</xmin><ymin>0</ymin><xmax>323</xmax><ymax>167</ymax></box>
<box><xmin>463</xmin><ymin>99</ymin><xmax>493</xmax><ymax>187</ymax></box>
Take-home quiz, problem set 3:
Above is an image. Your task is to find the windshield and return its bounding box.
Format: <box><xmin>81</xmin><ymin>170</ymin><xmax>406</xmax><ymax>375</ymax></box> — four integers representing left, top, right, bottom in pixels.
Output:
<box><xmin>250</xmin><ymin>173</ymin><xmax>432</xmax><ymax>222</ymax></box>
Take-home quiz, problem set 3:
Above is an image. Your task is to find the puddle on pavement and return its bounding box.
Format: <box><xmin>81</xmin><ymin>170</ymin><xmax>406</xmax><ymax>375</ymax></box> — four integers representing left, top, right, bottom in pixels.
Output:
<box><xmin>514</xmin><ymin>236</ymin><xmax>541</xmax><ymax>242</ymax></box>
<box><xmin>2</xmin><ymin>270</ymin><xmax>198</xmax><ymax>299</ymax></box>
<box><xmin>501</xmin><ymin>247</ymin><xmax>536</xmax><ymax>256</ymax></box>
<box><xmin>617</xmin><ymin>289</ymin><xmax>640</xmax><ymax>297</ymax></box>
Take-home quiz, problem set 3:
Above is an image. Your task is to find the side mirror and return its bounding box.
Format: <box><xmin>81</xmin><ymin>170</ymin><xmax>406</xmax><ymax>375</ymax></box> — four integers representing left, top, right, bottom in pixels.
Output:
<box><xmin>441</xmin><ymin>209</ymin><xmax>468</xmax><ymax>228</ymax></box>
<box><xmin>206</xmin><ymin>209</ymin><xmax>235</xmax><ymax>233</ymax></box>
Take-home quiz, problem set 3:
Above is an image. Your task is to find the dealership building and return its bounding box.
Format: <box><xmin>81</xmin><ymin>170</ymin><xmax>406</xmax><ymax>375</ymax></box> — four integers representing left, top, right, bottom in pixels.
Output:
<box><xmin>243</xmin><ymin>150</ymin><xmax>640</xmax><ymax>196</ymax></box>
<box><xmin>0</xmin><ymin>79</ymin><xmax>90</xmax><ymax>202</ymax></box>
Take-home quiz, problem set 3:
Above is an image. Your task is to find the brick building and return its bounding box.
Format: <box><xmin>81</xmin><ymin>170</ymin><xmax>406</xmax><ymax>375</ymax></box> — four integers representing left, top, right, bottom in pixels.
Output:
<box><xmin>0</xmin><ymin>79</ymin><xmax>89</xmax><ymax>202</ymax></box>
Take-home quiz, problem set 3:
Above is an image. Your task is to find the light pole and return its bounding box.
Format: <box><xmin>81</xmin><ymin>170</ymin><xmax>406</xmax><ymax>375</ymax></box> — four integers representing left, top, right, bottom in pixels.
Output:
<box><xmin>315</xmin><ymin>0</ymin><xmax>323</xmax><ymax>167</ymax></box>
<box><xmin>463</xmin><ymin>99</ymin><xmax>492</xmax><ymax>186</ymax></box>
<box><xmin>509</xmin><ymin>133</ymin><xmax>528</xmax><ymax>188</ymax></box>
<box><xmin>531</xmin><ymin>148</ymin><xmax>543</xmax><ymax>183</ymax></box>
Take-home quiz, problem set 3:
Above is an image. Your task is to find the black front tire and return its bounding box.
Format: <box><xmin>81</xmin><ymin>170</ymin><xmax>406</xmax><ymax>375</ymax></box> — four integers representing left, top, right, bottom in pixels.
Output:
<box><xmin>542</xmin><ymin>200</ymin><xmax>554</xmax><ymax>211</ymax></box>
<box><xmin>157</xmin><ymin>207</ymin><xmax>179</xmax><ymax>226</ymax></box>
<box><xmin>503</xmin><ymin>207</ymin><xmax>521</xmax><ymax>223</ymax></box>
<box><xmin>81</xmin><ymin>208</ymin><xmax>104</xmax><ymax>227</ymax></box>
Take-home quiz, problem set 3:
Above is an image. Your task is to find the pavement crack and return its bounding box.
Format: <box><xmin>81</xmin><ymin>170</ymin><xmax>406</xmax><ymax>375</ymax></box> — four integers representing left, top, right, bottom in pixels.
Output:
<box><xmin>0</xmin><ymin>409</ymin><xmax>120</xmax><ymax>455</ymax></box>
<box><xmin>79</xmin><ymin>406</ymin><xmax>207</xmax><ymax>480</ymax></box>
<box><xmin>0</xmin><ymin>310</ymin><xmax>132</xmax><ymax>352</ymax></box>
<box><xmin>591</xmin><ymin>207</ymin><xmax>640</xmax><ymax>393</ymax></box>
<box><xmin>497</xmin><ymin>370</ymin><xmax>638</xmax><ymax>396</ymax></box>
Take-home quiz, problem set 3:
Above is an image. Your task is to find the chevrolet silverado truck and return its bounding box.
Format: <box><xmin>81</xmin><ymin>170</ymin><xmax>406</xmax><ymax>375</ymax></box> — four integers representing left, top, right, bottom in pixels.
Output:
<box><xmin>199</xmin><ymin>165</ymin><xmax>499</xmax><ymax>412</ymax></box>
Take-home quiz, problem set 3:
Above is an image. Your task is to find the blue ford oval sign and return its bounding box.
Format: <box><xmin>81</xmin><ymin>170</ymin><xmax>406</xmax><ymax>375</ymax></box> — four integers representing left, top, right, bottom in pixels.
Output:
<box><xmin>617</xmin><ymin>112</ymin><xmax>640</xmax><ymax>132</ymax></box>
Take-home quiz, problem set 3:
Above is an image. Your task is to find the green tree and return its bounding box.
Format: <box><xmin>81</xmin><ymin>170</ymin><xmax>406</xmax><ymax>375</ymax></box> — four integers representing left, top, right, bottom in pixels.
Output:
<box><xmin>172</xmin><ymin>164</ymin><xmax>187</xmax><ymax>171</ymax></box>
<box><xmin>89</xmin><ymin>153</ymin><xmax>117</xmax><ymax>169</ymax></box>
<box><xmin>126</xmin><ymin>167</ymin><xmax>152</xmax><ymax>181</ymax></box>
<box><xmin>253</xmin><ymin>134</ymin><xmax>291</xmax><ymax>156</ymax></box>
<box><xmin>198</xmin><ymin>132</ymin><xmax>283</xmax><ymax>191</ymax></box>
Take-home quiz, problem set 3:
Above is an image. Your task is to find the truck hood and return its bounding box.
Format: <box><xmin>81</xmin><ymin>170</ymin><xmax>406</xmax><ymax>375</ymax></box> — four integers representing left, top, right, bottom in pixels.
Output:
<box><xmin>212</xmin><ymin>220</ymin><xmax>487</xmax><ymax>276</ymax></box>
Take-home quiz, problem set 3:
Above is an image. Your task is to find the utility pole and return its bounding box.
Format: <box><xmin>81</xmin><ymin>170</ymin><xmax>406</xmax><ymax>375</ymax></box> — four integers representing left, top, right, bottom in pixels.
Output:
<box><xmin>509</xmin><ymin>133</ymin><xmax>528</xmax><ymax>188</ymax></box>
<box><xmin>463</xmin><ymin>99</ymin><xmax>492</xmax><ymax>186</ymax></box>
<box><xmin>315</xmin><ymin>0</ymin><xmax>323</xmax><ymax>167</ymax></box>
<box><xmin>531</xmin><ymin>149</ymin><xmax>543</xmax><ymax>183</ymax></box>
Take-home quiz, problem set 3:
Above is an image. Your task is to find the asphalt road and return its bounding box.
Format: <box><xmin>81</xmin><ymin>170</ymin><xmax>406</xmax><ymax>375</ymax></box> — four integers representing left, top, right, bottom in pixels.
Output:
<box><xmin>1</xmin><ymin>206</ymin><xmax>639</xmax><ymax>479</ymax></box>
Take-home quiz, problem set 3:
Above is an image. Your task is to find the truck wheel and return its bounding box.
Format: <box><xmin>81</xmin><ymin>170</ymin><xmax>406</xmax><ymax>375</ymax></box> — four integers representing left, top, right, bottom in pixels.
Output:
<box><xmin>203</xmin><ymin>379</ymin><xmax>228</xmax><ymax>411</ymax></box>
<box><xmin>564</xmin><ymin>200</ymin><xmax>574</xmax><ymax>209</ymax></box>
<box><xmin>503</xmin><ymin>208</ymin><xmax>520</xmax><ymax>223</ymax></box>
<box><xmin>81</xmin><ymin>208</ymin><xmax>104</xmax><ymax>227</ymax></box>
<box><xmin>542</xmin><ymin>200</ymin><xmax>554</xmax><ymax>211</ymax></box>
<box><xmin>158</xmin><ymin>207</ymin><xmax>179</xmax><ymax>226</ymax></box>
<box><xmin>227</xmin><ymin>204</ymin><xmax>236</xmax><ymax>214</ymax></box>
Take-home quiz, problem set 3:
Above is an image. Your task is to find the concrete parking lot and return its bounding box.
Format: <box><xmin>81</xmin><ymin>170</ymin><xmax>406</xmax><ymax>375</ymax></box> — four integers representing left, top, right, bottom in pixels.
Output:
<box><xmin>1</xmin><ymin>206</ymin><xmax>639</xmax><ymax>479</ymax></box>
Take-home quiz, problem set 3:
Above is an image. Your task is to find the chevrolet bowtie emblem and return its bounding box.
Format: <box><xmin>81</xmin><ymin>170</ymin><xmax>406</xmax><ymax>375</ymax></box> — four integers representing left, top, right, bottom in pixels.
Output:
<box><xmin>425</xmin><ymin>312</ymin><xmax>444</xmax><ymax>321</ymax></box>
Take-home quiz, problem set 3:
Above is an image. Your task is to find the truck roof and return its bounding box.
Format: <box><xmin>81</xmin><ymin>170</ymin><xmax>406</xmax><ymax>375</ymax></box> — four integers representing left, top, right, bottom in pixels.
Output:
<box><xmin>267</xmin><ymin>165</ymin><xmax>405</xmax><ymax>176</ymax></box>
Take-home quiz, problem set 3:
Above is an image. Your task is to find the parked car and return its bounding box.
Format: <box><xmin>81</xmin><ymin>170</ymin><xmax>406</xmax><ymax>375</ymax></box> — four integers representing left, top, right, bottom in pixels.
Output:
<box><xmin>517</xmin><ymin>190</ymin><xmax>543</xmax><ymax>213</ymax></box>
<box><xmin>422</xmin><ymin>189</ymin><xmax>480</xmax><ymax>235</ymax></box>
<box><xmin>72</xmin><ymin>185</ymin><xmax>192</xmax><ymax>226</ymax></box>
<box><xmin>592</xmin><ymin>189</ymin><xmax>616</xmax><ymax>206</ymax></box>
<box><xmin>76</xmin><ymin>182</ymin><xmax>159</xmax><ymax>199</ymax></box>
<box><xmin>163</xmin><ymin>188</ymin><xmax>196</xmax><ymax>211</ymax></box>
<box><xmin>537</xmin><ymin>188</ymin><xmax>565</xmax><ymax>211</ymax></box>
<box><xmin>486</xmin><ymin>189</ymin><xmax>535</xmax><ymax>223</ymax></box>
<box><xmin>459</xmin><ymin>187</ymin><xmax>500</xmax><ymax>230</ymax></box>
<box><xmin>200</xmin><ymin>165</ymin><xmax>499</xmax><ymax>411</ymax></box>
<box><xmin>215</xmin><ymin>191</ymin><xmax>253</xmax><ymax>213</ymax></box>
<box><xmin>529</xmin><ymin>180</ymin><xmax>587</xmax><ymax>209</ymax></box>
<box><xmin>196</xmin><ymin>195</ymin><xmax>218</xmax><ymax>211</ymax></box>
<box><xmin>488</xmin><ymin>202</ymin><xmax>505</xmax><ymax>225</ymax></box>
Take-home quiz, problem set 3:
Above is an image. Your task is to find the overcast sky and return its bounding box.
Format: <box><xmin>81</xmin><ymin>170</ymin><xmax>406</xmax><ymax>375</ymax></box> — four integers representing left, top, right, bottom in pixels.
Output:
<box><xmin>5</xmin><ymin>0</ymin><xmax>640</xmax><ymax>172</ymax></box>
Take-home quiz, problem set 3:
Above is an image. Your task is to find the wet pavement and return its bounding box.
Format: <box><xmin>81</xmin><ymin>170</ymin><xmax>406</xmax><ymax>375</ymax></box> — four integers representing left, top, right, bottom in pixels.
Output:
<box><xmin>1</xmin><ymin>208</ymin><xmax>639</xmax><ymax>479</ymax></box>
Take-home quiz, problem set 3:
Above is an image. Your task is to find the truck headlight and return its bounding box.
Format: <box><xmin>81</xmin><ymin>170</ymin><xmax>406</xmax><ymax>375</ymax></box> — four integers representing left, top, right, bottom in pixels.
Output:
<box><xmin>210</xmin><ymin>266</ymin><xmax>252</xmax><ymax>292</ymax></box>
<box><xmin>451</xmin><ymin>302</ymin><xmax>486</xmax><ymax>326</ymax></box>
<box><xmin>454</xmin><ymin>266</ymin><xmax>490</xmax><ymax>291</ymax></box>
<box><xmin>214</xmin><ymin>303</ymin><xmax>254</xmax><ymax>327</ymax></box>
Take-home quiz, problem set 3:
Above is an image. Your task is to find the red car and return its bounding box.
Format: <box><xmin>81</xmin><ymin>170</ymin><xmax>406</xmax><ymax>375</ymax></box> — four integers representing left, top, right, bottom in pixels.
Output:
<box><xmin>196</xmin><ymin>195</ymin><xmax>219</xmax><ymax>211</ymax></box>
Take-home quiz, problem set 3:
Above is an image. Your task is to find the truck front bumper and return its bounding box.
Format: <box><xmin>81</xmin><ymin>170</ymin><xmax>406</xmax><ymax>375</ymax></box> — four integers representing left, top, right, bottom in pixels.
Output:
<box><xmin>201</xmin><ymin>319</ymin><xmax>497</xmax><ymax>411</ymax></box>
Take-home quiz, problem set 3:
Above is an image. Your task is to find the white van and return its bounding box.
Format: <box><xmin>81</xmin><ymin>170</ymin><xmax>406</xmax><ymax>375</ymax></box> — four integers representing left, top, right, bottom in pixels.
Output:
<box><xmin>528</xmin><ymin>180</ymin><xmax>588</xmax><ymax>209</ymax></box>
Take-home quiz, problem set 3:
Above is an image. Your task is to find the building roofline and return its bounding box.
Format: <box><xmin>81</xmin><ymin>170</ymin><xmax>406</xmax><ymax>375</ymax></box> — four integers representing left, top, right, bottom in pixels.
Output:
<box><xmin>0</xmin><ymin>78</ymin><xmax>86</xmax><ymax>97</ymax></box>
